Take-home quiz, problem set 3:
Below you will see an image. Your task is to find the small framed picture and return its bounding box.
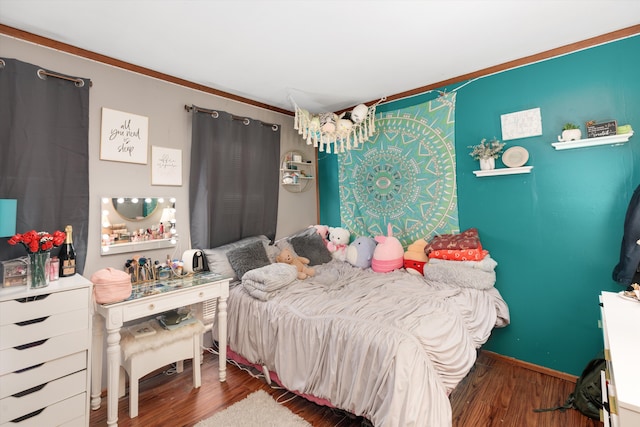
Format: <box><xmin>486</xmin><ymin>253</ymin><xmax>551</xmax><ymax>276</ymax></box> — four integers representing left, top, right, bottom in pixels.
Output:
<box><xmin>151</xmin><ymin>146</ymin><xmax>182</xmax><ymax>186</ymax></box>
<box><xmin>100</xmin><ymin>108</ymin><xmax>149</xmax><ymax>164</ymax></box>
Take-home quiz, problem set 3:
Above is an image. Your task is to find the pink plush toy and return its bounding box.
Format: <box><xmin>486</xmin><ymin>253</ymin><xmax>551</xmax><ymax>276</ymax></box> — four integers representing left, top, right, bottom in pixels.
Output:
<box><xmin>310</xmin><ymin>224</ymin><xmax>330</xmax><ymax>245</ymax></box>
<box><xmin>372</xmin><ymin>224</ymin><xmax>404</xmax><ymax>273</ymax></box>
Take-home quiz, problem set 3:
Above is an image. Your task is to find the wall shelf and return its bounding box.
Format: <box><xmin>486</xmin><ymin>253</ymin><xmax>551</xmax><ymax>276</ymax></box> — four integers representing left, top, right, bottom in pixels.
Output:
<box><xmin>551</xmin><ymin>131</ymin><xmax>633</xmax><ymax>150</ymax></box>
<box><xmin>473</xmin><ymin>166</ymin><xmax>533</xmax><ymax>177</ymax></box>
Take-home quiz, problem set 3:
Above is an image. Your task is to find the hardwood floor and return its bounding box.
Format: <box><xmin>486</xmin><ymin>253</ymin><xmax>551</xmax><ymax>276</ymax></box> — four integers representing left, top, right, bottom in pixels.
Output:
<box><xmin>90</xmin><ymin>350</ymin><xmax>603</xmax><ymax>427</ymax></box>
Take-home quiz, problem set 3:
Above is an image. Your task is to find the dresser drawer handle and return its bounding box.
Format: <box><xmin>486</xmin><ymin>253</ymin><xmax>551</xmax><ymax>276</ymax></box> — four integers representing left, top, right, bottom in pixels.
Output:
<box><xmin>16</xmin><ymin>294</ymin><xmax>50</xmax><ymax>303</ymax></box>
<box><xmin>149</xmin><ymin>304</ymin><xmax>155</xmax><ymax>310</ymax></box>
<box><xmin>15</xmin><ymin>363</ymin><xmax>45</xmax><ymax>374</ymax></box>
<box><xmin>16</xmin><ymin>316</ymin><xmax>49</xmax><ymax>326</ymax></box>
<box><xmin>12</xmin><ymin>382</ymin><xmax>47</xmax><ymax>398</ymax></box>
<box><xmin>199</xmin><ymin>292</ymin><xmax>204</xmax><ymax>298</ymax></box>
<box><xmin>11</xmin><ymin>407</ymin><xmax>45</xmax><ymax>423</ymax></box>
<box><xmin>14</xmin><ymin>339</ymin><xmax>48</xmax><ymax>350</ymax></box>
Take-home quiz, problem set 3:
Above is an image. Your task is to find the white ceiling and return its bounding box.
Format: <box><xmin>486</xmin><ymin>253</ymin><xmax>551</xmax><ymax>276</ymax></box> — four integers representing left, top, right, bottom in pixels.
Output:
<box><xmin>1</xmin><ymin>0</ymin><xmax>639</xmax><ymax>113</ymax></box>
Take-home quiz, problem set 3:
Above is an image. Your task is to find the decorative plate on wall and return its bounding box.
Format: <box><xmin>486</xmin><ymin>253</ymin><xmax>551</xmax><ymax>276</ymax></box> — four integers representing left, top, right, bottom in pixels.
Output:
<box><xmin>502</xmin><ymin>146</ymin><xmax>529</xmax><ymax>168</ymax></box>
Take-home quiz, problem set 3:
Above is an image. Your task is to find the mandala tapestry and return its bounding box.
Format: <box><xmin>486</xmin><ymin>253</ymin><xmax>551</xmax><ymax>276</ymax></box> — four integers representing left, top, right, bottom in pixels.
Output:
<box><xmin>338</xmin><ymin>92</ymin><xmax>458</xmax><ymax>248</ymax></box>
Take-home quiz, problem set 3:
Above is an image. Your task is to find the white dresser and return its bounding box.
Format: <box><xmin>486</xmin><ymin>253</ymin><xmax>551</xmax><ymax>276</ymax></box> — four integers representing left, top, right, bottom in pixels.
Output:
<box><xmin>600</xmin><ymin>291</ymin><xmax>640</xmax><ymax>426</ymax></box>
<box><xmin>0</xmin><ymin>275</ymin><xmax>92</xmax><ymax>427</ymax></box>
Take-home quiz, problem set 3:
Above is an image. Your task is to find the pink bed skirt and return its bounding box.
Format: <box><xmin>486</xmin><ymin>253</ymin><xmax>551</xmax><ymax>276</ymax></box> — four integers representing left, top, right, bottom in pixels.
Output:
<box><xmin>226</xmin><ymin>346</ymin><xmax>336</xmax><ymax>408</ymax></box>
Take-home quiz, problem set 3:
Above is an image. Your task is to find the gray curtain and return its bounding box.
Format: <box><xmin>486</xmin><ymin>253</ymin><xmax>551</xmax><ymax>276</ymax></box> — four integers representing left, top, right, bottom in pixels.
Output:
<box><xmin>0</xmin><ymin>58</ymin><xmax>89</xmax><ymax>273</ymax></box>
<box><xmin>189</xmin><ymin>107</ymin><xmax>280</xmax><ymax>249</ymax></box>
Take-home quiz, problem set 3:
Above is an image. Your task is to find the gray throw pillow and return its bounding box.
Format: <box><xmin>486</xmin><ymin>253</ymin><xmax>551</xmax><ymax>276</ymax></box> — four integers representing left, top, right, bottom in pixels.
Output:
<box><xmin>226</xmin><ymin>240</ymin><xmax>271</xmax><ymax>280</ymax></box>
<box><xmin>290</xmin><ymin>232</ymin><xmax>332</xmax><ymax>266</ymax></box>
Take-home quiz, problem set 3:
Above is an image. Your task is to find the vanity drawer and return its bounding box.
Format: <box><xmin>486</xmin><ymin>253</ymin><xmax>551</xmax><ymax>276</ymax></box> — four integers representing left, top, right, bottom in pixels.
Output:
<box><xmin>0</xmin><ymin>287</ymin><xmax>89</xmax><ymax>325</ymax></box>
<box><xmin>0</xmin><ymin>351</ymin><xmax>87</xmax><ymax>399</ymax></box>
<box><xmin>0</xmin><ymin>392</ymin><xmax>86</xmax><ymax>427</ymax></box>
<box><xmin>0</xmin><ymin>308</ymin><xmax>89</xmax><ymax>350</ymax></box>
<box><xmin>0</xmin><ymin>370</ymin><xmax>86</xmax><ymax>425</ymax></box>
<box><xmin>0</xmin><ymin>330</ymin><xmax>88</xmax><ymax>375</ymax></box>
<box><xmin>121</xmin><ymin>284</ymin><xmax>225</xmax><ymax>321</ymax></box>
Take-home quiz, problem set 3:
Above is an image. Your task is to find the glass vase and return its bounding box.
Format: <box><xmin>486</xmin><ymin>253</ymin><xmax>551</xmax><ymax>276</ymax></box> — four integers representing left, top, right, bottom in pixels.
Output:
<box><xmin>29</xmin><ymin>252</ymin><xmax>51</xmax><ymax>289</ymax></box>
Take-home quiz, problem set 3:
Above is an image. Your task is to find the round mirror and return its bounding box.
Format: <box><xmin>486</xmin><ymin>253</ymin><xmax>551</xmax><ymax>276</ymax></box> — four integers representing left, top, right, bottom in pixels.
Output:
<box><xmin>111</xmin><ymin>197</ymin><xmax>158</xmax><ymax>221</ymax></box>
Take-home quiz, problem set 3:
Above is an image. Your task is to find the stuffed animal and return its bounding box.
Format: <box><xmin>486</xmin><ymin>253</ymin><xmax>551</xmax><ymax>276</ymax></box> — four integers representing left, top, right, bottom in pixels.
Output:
<box><xmin>346</xmin><ymin>236</ymin><xmax>377</xmax><ymax>269</ymax></box>
<box><xmin>372</xmin><ymin>224</ymin><xmax>404</xmax><ymax>273</ymax></box>
<box><xmin>403</xmin><ymin>238</ymin><xmax>429</xmax><ymax>275</ymax></box>
<box><xmin>310</xmin><ymin>224</ymin><xmax>330</xmax><ymax>245</ymax></box>
<box><xmin>327</xmin><ymin>227</ymin><xmax>350</xmax><ymax>261</ymax></box>
<box><xmin>276</xmin><ymin>248</ymin><xmax>315</xmax><ymax>280</ymax></box>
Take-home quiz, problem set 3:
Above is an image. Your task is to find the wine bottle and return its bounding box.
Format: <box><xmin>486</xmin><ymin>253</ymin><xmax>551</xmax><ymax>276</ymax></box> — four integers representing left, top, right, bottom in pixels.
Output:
<box><xmin>59</xmin><ymin>224</ymin><xmax>77</xmax><ymax>277</ymax></box>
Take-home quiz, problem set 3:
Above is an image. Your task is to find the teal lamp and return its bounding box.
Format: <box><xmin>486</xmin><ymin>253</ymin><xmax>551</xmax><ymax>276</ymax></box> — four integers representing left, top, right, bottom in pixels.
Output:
<box><xmin>0</xmin><ymin>199</ymin><xmax>17</xmax><ymax>237</ymax></box>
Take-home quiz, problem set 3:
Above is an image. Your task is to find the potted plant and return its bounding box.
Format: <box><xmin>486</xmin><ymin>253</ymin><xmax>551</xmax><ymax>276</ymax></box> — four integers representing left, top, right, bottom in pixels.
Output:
<box><xmin>558</xmin><ymin>123</ymin><xmax>582</xmax><ymax>142</ymax></box>
<box><xmin>468</xmin><ymin>138</ymin><xmax>505</xmax><ymax>170</ymax></box>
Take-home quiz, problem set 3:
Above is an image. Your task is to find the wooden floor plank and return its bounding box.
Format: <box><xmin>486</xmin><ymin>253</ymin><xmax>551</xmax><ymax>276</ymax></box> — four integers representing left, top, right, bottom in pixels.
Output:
<box><xmin>90</xmin><ymin>350</ymin><xmax>603</xmax><ymax>426</ymax></box>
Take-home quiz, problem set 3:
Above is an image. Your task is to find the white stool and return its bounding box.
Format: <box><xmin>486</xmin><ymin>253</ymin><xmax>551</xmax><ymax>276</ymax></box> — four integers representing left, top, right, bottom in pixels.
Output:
<box><xmin>118</xmin><ymin>319</ymin><xmax>205</xmax><ymax>418</ymax></box>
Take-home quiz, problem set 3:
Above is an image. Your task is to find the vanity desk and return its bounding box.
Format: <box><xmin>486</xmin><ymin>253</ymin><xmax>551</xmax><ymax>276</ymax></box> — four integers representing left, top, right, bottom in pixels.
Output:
<box><xmin>91</xmin><ymin>271</ymin><xmax>230</xmax><ymax>427</ymax></box>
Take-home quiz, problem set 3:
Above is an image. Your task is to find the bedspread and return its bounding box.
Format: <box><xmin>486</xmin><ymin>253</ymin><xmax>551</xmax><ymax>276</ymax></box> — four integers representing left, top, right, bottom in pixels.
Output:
<box><xmin>224</xmin><ymin>260</ymin><xmax>509</xmax><ymax>427</ymax></box>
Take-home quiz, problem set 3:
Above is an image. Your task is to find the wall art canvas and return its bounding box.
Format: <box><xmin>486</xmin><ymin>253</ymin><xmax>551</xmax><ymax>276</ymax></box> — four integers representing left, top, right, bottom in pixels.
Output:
<box><xmin>100</xmin><ymin>107</ymin><xmax>149</xmax><ymax>164</ymax></box>
<box><xmin>151</xmin><ymin>146</ymin><xmax>182</xmax><ymax>186</ymax></box>
<box><xmin>338</xmin><ymin>92</ymin><xmax>458</xmax><ymax>247</ymax></box>
<box><xmin>500</xmin><ymin>107</ymin><xmax>542</xmax><ymax>141</ymax></box>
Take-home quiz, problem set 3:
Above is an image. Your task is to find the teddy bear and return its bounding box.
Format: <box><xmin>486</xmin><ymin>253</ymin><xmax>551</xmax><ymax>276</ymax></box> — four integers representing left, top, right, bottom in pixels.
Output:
<box><xmin>276</xmin><ymin>248</ymin><xmax>315</xmax><ymax>280</ymax></box>
<box><xmin>327</xmin><ymin>226</ymin><xmax>350</xmax><ymax>261</ymax></box>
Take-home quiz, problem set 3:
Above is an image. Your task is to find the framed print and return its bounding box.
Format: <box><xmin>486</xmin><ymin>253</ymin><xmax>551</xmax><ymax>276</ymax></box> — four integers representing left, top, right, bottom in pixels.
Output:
<box><xmin>100</xmin><ymin>107</ymin><xmax>149</xmax><ymax>164</ymax></box>
<box><xmin>151</xmin><ymin>146</ymin><xmax>182</xmax><ymax>186</ymax></box>
<box><xmin>500</xmin><ymin>107</ymin><xmax>542</xmax><ymax>141</ymax></box>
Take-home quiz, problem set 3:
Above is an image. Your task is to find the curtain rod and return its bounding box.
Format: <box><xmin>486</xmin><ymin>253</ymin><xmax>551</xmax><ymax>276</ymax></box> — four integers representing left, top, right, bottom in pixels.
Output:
<box><xmin>184</xmin><ymin>105</ymin><xmax>279</xmax><ymax>130</ymax></box>
<box><xmin>37</xmin><ymin>68</ymin><xmax>89</xmax><ymax>87</ymax></box>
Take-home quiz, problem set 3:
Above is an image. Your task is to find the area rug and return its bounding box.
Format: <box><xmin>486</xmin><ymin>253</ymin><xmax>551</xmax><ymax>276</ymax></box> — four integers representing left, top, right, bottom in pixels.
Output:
<box><xmin>194</xmin><ymin>390</ymin><xmax>311</xmax><ymax>427</ymax></box>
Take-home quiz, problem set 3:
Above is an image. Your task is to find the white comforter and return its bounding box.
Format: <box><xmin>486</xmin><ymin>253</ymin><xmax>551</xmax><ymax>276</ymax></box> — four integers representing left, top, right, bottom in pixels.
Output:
<box><xmin>225</xmin><ymin>260</ymin><xmax>509</xmax><ymax>427</ymax></box>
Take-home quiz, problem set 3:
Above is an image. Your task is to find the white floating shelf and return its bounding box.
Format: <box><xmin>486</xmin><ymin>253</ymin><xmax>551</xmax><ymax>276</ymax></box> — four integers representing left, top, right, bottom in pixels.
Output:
<box><xmin>551</xmin><ymin>131</ymin><xmax>633</xmax><ymax>150</ymax></box>
<box><xmin>473</xmin><ymin>166</ymin><xmax>533</xmax><ymax>177</ymax></box>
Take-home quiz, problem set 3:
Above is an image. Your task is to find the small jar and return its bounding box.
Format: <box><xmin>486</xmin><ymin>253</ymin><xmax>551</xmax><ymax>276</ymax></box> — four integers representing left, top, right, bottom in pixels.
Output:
<box><xmin>49</xmin><ymin>256</ymin><xmax>60</xmax><ymax>281</ymax></box>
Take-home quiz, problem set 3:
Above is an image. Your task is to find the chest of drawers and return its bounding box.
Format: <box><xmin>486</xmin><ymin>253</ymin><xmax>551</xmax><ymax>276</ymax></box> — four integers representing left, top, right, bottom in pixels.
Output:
<box><xmin>0</xmin><ymin>275</ymin><xmax>92</xmax><ymax>427</ymax></box>
<box><xmin>600</xmin><ymin>291</ymin><xmax>640</xmax><ymax>427</ymax></box>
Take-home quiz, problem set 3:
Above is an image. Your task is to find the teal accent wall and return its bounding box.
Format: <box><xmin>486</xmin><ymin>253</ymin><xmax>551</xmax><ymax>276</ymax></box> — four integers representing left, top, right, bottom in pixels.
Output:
<box><xmin>319</xmin><ymin>35</ymin><xmax>640</xmax><ymax>375</ymax></box>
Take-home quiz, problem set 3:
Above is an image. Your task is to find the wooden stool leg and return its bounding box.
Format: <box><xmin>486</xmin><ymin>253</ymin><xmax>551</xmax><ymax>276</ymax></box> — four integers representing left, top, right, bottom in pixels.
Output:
<box><xmin>193</xmin><ymin>334</ymin><xmax>201</xmax><ymax>389</ymax></box>
<box><xmin>129</xmin><ymin>361</ymin><xmax>139</xmax><ymax>419</ymax></box>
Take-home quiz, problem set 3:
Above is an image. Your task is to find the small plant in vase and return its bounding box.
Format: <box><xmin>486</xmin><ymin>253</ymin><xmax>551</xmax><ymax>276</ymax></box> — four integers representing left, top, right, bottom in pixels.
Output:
<box><xmin>558</xmin><ymin>123</ymin><xmax>582</xmax><ymax>142</ymax></box>
<box><xmin>468</xmin><ymin>138</ymin><xmax>505</xmax><ymax>170</ymax></box>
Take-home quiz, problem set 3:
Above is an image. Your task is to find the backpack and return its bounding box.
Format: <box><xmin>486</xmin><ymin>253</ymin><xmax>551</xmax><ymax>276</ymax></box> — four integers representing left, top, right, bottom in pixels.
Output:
<box><xmin>534</xmin><ymin>352</ymin><xmax>606</xmax><ymax>420</ymax></box>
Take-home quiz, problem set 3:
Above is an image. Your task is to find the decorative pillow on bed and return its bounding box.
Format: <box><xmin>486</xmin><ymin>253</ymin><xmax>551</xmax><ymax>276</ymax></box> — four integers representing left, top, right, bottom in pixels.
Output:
<box><xmin>202</xmin><ymin>235</ymin><xmax>270</xmax><ymax>281</ymax></box>
<box><xmin>424</xmin><ymin>228</ymin><xmax>481</xmax><ymax>254</ymax></box>
<box><xmin>289</xmin><ymin>232</ymin><xmax>332</xmax><ymax>266</ymax></box>
<box><xmin>226</xmin><ymin>240</ymin><xmax>271</xmax><ymax>280</ymax></box>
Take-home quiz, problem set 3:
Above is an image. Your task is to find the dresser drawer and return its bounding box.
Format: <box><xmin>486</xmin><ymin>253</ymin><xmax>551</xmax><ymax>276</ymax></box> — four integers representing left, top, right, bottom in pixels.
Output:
<box><xmin>0</xmin><ymin>287</ymin><xmax>89</xmax><ymax>326</ymax></box>
<box><xmin>0</xmin><ymin>351</ymin><xmax>87</xmax><ymax>399</ymax></box>
<box><xmin>0</xmin><ymin>308</ymin><xmax>89</xmax><ymax>350</ymax></box>
<box><xmin>0</xmin><ymin>330</ymin><xmax>88</xmax><ymax>375</ymax></box>
<box><xmin>0</xmin><ymin>392</ymin><xmax>86</xmax><ymax>427</ymax></box>
<box><xmin>0</xmin><ymin>370</ymin><xmax>86</xmax><ymax>424</ymax></box>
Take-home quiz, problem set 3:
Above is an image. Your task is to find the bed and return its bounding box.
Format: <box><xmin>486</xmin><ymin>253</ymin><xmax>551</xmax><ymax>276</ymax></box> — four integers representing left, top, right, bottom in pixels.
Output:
<box><xmin>204</xmin><ymin>232</ymin><xmax>510</xmax><ymax>427</ymax></box>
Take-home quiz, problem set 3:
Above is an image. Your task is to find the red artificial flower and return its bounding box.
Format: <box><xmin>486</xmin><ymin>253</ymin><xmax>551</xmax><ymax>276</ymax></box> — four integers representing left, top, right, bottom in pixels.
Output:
<box><xmin>7</xmin><ymin>229</ymin><xmax>66</xmax><ymax>254</ymax></box>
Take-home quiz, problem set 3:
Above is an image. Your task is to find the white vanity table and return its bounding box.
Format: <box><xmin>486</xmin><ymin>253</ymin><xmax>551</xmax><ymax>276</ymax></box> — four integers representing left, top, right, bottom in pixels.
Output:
<box><xmin>91</xmin><ymin>271</ymin><xmax>230</xmax><ymax>427</ymax></box>
<box><xmin>0</xmin><ymin>274</ymin><xmax>93</xmax><ymax>427</ymax></box>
